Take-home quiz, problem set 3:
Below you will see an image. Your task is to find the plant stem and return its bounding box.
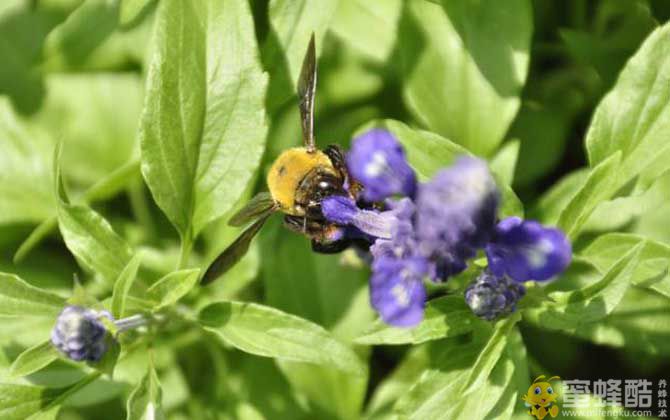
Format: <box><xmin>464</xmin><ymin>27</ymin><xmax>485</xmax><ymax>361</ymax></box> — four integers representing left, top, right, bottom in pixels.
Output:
<box><xmin>115</xmin><ymin>314</ymin><xmax>150</xmax><ymax>333</ymax></box>
<box><xmin>178</xmin><ymin>235</ymin><xmax>193</xmax><ymax>269</ymax></box>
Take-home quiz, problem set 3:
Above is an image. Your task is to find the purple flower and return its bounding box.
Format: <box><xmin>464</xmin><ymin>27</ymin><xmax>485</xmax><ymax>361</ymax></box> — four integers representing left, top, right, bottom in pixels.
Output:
<box><xmin>346</xmin><ymin>129</ymin><xmax>417</xmax><ymax>202</ymax></box>
<box><xmin>465</xmin><ymin>270</ymin><xmax>525</xmax><ymax>321</ymax></box>
<box><xmin>370</xmin><ymin>256</ymin><xmax>428</xmax><ymax>327</ymax></box>
<box><xmin>321</xmin><ymin>195</ymin><xmax>395</xmax><ymax>239</ymax></box>
<box><xmin>367</xmin><ymin>198</ymin><xmax>430</xmax><ymax>327</ymax></box>
<box><xmin>51</xmin><ymin>305</ymin><xmax>113</xmax><ymax>362</ymax></box>
<box><xmin>486</xmin><ymin>217</ymin><xmax>572</xmax><ymax>282</ymax></box>
<box><xmin>415</xmin><ymin>157</ymin><xmax>499</xmax><ymax>280</ymax></box>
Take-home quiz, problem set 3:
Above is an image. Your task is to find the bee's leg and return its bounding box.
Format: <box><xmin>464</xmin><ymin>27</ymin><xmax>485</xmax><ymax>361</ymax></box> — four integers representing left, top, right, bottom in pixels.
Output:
<box><xmin>324</xmin><ymin>145</ymin><xmax>347</xmax><ymax>179</ymax></box>
<box><xmin>283</xmin><ymin>215</ymin><xmax>307</xmax><ymax>234</ymax></box>
<box><xmin>312</xmin><ymin>238</ymin><xmax>351</xmax><ymax>254</ymax></box>
<box><xmin>325</xmin><ymin>144</ymin><xmax>363</xmax><ymax>199</ymax></box>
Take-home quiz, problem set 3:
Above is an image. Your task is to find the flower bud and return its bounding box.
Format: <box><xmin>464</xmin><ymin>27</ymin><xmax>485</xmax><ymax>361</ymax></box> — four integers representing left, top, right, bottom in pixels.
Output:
<box><xmin>51</xmin><ymin>305</ymin><xmax>112</xmax><ymax>362</ymax></box>
<box><xmin>465</xmin><ymin>270</ymin><xmax>525</xmax><ymax>321</ymax></box>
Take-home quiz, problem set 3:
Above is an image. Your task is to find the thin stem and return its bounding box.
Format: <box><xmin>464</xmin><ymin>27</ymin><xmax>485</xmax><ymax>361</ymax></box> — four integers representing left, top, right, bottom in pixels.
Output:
<box><xmin>115</xmin><ymin>314</ymin><xmax>150</xmax><ymax>333</ymax></box>
<box><xmin>178</xmin><ymin>233</ymin><xmax>193</xmax><ymax>269</ymax></box>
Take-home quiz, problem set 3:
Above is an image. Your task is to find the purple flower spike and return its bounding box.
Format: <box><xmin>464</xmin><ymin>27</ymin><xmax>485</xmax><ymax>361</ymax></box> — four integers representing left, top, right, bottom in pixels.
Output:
<box><xmin>370</xmin><ymin>256</ymin><xmax>428</xmax><ymax>327</ymax></box>
<box><xmin>415</xmin><ymin>157</ymin><xmax>499</xmax><ymax>280</ymax></box>
<box><xmin>485</xmin><ymin>217</ymin><xmax>572</xmax><ymax>282</ymax></box>
<box><xmin>465</xmin><ymin>270</ymin><xmax>526</xmax><ymax>321</ymax></box>
<box><xmin>51</xmin><ymin>305</ymin><xmax>113</xmax><ymax>362</ymax></box>
<box><xmin>346</xmin><ymin>129</ymin><xmax>417</xmax><ymax>202</ymax></box>
<box><xmin>321</xmin><ymin>195</ymin><xmax>394</xmax><ymax>239</ymax></box>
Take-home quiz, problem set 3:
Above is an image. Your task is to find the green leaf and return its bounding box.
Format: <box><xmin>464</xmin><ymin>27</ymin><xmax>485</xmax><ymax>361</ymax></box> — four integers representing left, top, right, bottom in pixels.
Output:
<box><xmin>262</xmin><ymin>0</ymin><xmax>338</xmax><ymax>110</ymax></box>
<box><xmin>147</xmin><ymin>269</ymin><xmax>200</xmax><ymax>311</ymax></box>
<box><xmin>364</xmin><ymin>345</ymin><xmax>430</xmax><ymax>418</ymax></box>
<box><xmin>9</xmin><ymin>341</ymin><xmax>59</xmax><ymax>378</ymax></box>
<box><xmin>140</xmin><ymin>0</ymin><xmax>268</xmax><ymax>240</ymax></box>
<box><xmin>586</xmin><ymin>22</ymin><xmax>670</xmax><ymax>190</ymax></box>
<box><xmin>42</xmin><ymin>0</ymin><xmax>120</xmax><ymax>70</ymax></box>
<box><xmin>355</xmin><ymin>296</ymin><xmax>480</xmax><ymax>345</ymax></box>
<box><xmin>0</xmin><ymin>272</ymin><xmax>66</xmax><ymax>317</ymax></box>
<box><xmin>489</xmin><ymin>140</ymin><xmax>520</xmax><ymax>186</ymax></box>
<box><xmin>126</xmin><ymin>361</ymin><xmax>164</xmax><ymax>420</ymax></box>
<box><xmin>259</xmin><ymin>219</ymin><xmax>372</xmax><ymax>419</ymax></box>
<box><xmin>529</xmin><ymin>169</ymin><xmax>588</xmax><ymax>224</ymax></box>
<box><xmin>581</xmin><ymin>233</ymin><xmax>670</xmax><ymax>298</ymax></box>
<box><xmin>111</xmin><ymin>254</ymin><xmax>142</xmax><ymax>318</ymax></box>
<box><xmin>120</xmin><ymin>0</ymin><xmax>153</xmax><ymax>26</ymax></box>
<box><xmin>571</xmin><ymin>286</ymin><xmax>670</xmax><ymax>356</ymax></box>
<box><xmin>330</xmin><ymin>0</ymin><xmax>402</xmax><ymax>63</ymax></box>
<box><xmin>394</xmin><ymin>328</ymin><xmax>517</xmax><ymax>420</ymax></box>
<box><xmin>54</xmin><ymin>139</ymin><xmax>133</xmax><ymax>284</ymax></box>
<box><xmin>399</xmin><ymin>0</ymin><xmax>532</xmax><ymax>156</ymax></box>
<box><xmin>0</xmin><ymin>372</ymin><xmax>101</xmax><ymax>420</ymax></box>
<box><xmin>57</xmin><ymin>203</ymin><xmax>133</xmax><ymax>284</ymax></box>
<box><xmin>461</xmin><ymin>313</ymin><xmax>520</xmax><ymax>395</ymax></box>
<box><xmin>0</xmin><ymin>98</ymin><xmax>54</xmax><ymax>225</ymax></box>
<box><xmin>198</xmin><ymin>301</ymin><xmax>366</xmax><ymax>376</ymax></box>
<box><xmin>0</xmin><ymin>383</ymin><xmax>58</xmax><ymax>420</ymax></box>
<box><xmin>523</xmin><ymin>243</ymin><xmax>644</xmax><ymax>330</ymax></box>
<box><xmin>557</xmin><ymin>152</ymin><xmax>621</xmax><ymax>240</ymax></box>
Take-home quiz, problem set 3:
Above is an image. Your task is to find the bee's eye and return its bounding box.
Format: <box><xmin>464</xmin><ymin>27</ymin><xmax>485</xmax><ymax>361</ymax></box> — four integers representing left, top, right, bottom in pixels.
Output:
<box><xmin>547</xmin><ymin>387</ymin><xmax>553</xmax><ymax>394</ymax></box>
<box><xmin>534</xmin><ymin>387</ymin><xmax>541</xmax><ymax>395</ymax></box>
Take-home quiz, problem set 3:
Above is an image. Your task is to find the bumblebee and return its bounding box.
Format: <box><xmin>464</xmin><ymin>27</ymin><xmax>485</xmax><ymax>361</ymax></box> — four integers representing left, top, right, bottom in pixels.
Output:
<box><xmin>202</xmin><ymin>35</ymin><xmax>361</xmax><ymax>285</ymax></box>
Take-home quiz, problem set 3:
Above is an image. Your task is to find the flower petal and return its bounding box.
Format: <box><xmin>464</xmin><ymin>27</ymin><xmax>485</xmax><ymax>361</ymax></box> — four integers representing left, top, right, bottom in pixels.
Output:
<box><xmin>486</xmin><ymin>217</ymin><xmax>572</xmax><ymax>282</ymax></box>
<box><xmin>370</xmin><ymin>256</ymin><xmax>428</xmax><ymax>327</ymax></box>
<box><xmin>346</xmin><ymin>129</ymin><xmax>417</xmax><ymax>202</ymax></box>
<box><xmin>321</xmin><ymin>196</ymin><xmax>394</xmax><ymax>239</ymax></box>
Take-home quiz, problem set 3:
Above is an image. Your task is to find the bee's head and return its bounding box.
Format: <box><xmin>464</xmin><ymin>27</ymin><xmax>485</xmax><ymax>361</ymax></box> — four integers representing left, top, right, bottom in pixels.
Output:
<box><xmin>267</xmin><ymin>147</ymin><xmax>336</xmax><ymax>216</ymax></box>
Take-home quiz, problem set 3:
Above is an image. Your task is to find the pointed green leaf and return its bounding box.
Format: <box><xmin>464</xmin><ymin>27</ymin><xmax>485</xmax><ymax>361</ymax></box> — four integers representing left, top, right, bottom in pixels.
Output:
<box><xmin>126</xmin><ymin>361</ymin><xmax>164</xmax><ymax>420</ymax></box>
<box><xmin>112</xmin><ymin>254</ymin><xmax>142</xmax><ymax>319</ymax></box>
<box><xmin>557</xmin><ymin>152</ymin><xmax>621</xmax><ymax>240</ymax></box>
<box><xmin>355</xmin><ymin>296</ymin><xmax>480</xmax><ymax>345</ymax></box>
<box><xmin>9</xmin><ymin>341</ymin><xmax>59</xmax><ymax>378</ymax></box>
<box><xmin>57</xmin><ymin>203</ymin><xmax>133</xmax><ymax>284</ymax></box>
<box><xmin>0</xmin><ymin>272</ymin><xmax>66</xmax><ymax>317</ymax></box>
<box><xmin>147</xmin><ymin>269</ymin><xmax>200</xmax><ymax>311</ymax></box>
<box><xmin>399</xmin><ymin>0</ymin><xmax>532</xmax><ymax>156</ymax></box>
<box><xmin>581</xmin><ymin>233</ymin><xmax>670</xmax><ymax>298</ymax></box>
<box><xmin>524</xmin><ymin>243</ymin><xmax>644</xmax><ymax>330</ymax></box>
<box><xmin>140</xmin><ymin>0</ymin><xmax>268</xmax><ymax>239</ymax></box>
<box><xmin>395</xmin><ymin>328</ymin><xmax>517</xmax><ymax>420</ymax></box>
<box><xmin>199</xmin><ymin>301</ymin><xmax>365</xmax><ymax>376</ymax></box>
<box><xmin>461</xmin><ymin>313</ymin><xmax>520</xmax><ymax>395</ymax></box>
<box><xmin>586</xmin><ymin>22</ymin><xmax>670</xmax><ymax>190</ymax></box>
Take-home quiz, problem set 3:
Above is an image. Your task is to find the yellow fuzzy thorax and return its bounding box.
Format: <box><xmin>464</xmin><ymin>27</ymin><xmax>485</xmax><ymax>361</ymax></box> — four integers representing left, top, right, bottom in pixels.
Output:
<box><xmin>267</xmin><ymin>147</ymin><xmax>334</xmax><ymax>215</ymax></box>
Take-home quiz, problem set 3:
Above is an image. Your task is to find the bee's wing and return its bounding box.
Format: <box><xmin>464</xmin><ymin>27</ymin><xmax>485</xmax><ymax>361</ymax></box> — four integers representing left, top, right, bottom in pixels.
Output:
<box><xmin>201</xmin><ymin>213</ymin><xmax>272</xmax><ymax>285</ymax></box>
<box><xmin>297</xmin><ymin>33</ymin><xmax>317</xmax><ymax>152</ymax></box>
<box><xmin>228</xmin><ymin>192</ymin><xmax>276</xmax><ymax>227</ymax></box>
